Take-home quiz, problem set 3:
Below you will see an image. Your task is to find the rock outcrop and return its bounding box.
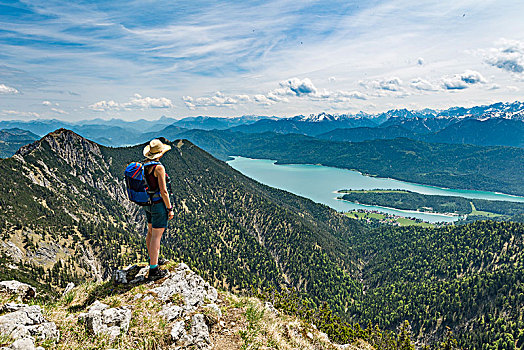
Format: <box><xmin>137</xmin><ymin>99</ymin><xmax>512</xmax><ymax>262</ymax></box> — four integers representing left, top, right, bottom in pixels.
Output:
<box><xmin>78</xmin><ymin>301</ymin><xmax>132</xmax><ymax>339</ymax></box>
<box><xmin>113</xmin><ymin>262</ymin><xmax>219</xmax><ymax>349</ymax></box>
<box><xmin>0</xmin><ymin>281</ymin><xmax>36</xmax><ymax>300</ymax></box>
<box><xmin>0</xmin><ymin>304</ymin><xmax>59</xmax><ymax>350</ymax></box>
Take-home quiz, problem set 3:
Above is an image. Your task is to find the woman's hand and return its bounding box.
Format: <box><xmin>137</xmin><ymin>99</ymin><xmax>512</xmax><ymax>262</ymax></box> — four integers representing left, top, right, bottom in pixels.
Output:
<box><xmin>168</xmin><ymin>209</ymin><xmax>174</xmax><ymax>220</ymax></box>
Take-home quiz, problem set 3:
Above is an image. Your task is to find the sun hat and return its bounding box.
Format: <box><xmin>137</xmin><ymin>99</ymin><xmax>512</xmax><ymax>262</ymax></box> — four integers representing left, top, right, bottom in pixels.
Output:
<box><xmin>143</xmin><ymin>139</ymin><xmax>172</xmax><ymax>159</ymax></box>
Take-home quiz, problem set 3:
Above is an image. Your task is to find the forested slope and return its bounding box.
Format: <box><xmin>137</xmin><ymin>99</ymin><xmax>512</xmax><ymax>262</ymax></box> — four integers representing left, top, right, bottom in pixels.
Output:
<box><xmin>0</xmin><ymin>129</ymin><xmax>364</xmax><ymax>315</ymax></box>
<box><xmin>349</xmin><ymin>221</ymin><xmax>524</xmax><ymax>348</ymax></box>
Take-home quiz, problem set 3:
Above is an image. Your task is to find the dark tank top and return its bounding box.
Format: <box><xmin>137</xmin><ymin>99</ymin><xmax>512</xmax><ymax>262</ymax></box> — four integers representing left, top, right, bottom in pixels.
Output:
<box><xmin>145</xmin><ymin>164</ymin><xmax>163</xmax><ymax>203</ymax></box>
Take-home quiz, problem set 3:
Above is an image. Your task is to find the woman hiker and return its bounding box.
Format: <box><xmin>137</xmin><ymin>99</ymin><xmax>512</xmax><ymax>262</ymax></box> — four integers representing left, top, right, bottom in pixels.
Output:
<box><xmin>143</xmin><ymin>138</ymin><xmax>174</xmax><ymax>280</ymax></box>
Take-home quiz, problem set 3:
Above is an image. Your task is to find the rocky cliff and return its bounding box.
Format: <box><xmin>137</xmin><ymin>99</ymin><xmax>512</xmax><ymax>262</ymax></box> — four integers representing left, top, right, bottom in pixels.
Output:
<box><xmin>0</xmin><ymin>262</ymin><xmax>369</xmax><ymax>350</ymax></box>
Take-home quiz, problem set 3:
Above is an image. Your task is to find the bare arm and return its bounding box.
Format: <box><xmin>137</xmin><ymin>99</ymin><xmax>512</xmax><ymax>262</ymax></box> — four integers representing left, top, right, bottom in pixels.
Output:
<box><xmin>155</xmin><ymin>165</ymin><xmax>173</xmax><ymax>218</ymax></box>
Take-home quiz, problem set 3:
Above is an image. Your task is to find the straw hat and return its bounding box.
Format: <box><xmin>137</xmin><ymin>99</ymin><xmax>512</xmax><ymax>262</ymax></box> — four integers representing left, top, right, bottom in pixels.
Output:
<box><xmin>143</xmin><ymin>139</ymin><xmax>171</xmax><ymax>159</ymax></box>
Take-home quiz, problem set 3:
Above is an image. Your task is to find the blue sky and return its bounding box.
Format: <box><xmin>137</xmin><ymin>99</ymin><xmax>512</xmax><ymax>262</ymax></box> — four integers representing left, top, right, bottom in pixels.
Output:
<box><xmin>0</xmin><ymin>0</ymin><xmax>523</xmax><ymax>121</ymax></box>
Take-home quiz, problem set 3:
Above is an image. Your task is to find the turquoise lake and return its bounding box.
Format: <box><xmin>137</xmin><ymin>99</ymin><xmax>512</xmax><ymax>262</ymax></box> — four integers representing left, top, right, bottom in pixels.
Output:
<box><xmin>227</xmin><ymin>156</ymin><xmax>524</xmax><ymax>223</ymax></box>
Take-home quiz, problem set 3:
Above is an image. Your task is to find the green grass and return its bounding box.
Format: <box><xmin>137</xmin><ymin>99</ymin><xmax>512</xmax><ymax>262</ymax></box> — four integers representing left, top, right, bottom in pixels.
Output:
<box><xmin>469</xmin><ymin>202</ymin><xmax>501</xmax><ymax>218</ymax></box>
<box><xmin>345</xmin><ymin>211</ymin><xmax>434</xmax><ymax>227</ymax></box>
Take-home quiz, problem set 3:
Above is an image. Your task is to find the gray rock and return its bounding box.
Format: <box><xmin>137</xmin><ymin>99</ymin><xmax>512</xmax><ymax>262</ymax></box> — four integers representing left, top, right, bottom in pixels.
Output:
<box><xmin>83</xmin><ymin>301</ymin><xmax>132</xmax><ymax>339</ymax></box>
<box><xmin>0</xmin><ymin>303</ymin><xmax>29</xmax><ymax>313</ymax></box>
<box><xmin>0</xmin><ymin>281</ymin><xmax>36</xmax><ymax>299</ymax></box>
<box><xmin>26</xmin><ymin>322</ymin><xmax>60</xmax><ymax>341</ymax></box>
<box><xmin>0</xmin><ymin>242</ymin><xmax>23</xmax><ymax>263</ymax></box>
<box><xmin>151</xmin><ymin>263</ymin><xmax>217</xmax><ymax>312</ymax></box>
<box><xmin>112</xmin><ymin>265</ymin><xmax>141</xmax><ymax>284</ymax></box>
<box><xmin>0</xmin><ymin>305</ymin><xmax>59</xmax><ymax>346</ymax></box>
<box><xmin>9</xmin><ymin>337</ymin><xmax>35</xmax><ymax>350</ymax></box>
<box><xmin>88</xmin><ymin>300</ymin><xmax>108</xmax><ymax>312</ymax></box>
<box><xmin>170</xmin><ymin>320</ymin><xmax>186</xmax><ymax>342</ymax></box>
<box><xmin>159</xmin><ymin>304</ymin><xmax>184</xmax><ymax>322</ymax></box>
<box><xmin>190</xmin><ymin>314</ymin><xmax>211</xmax><ymax>349</ymax></box>
<box><xmin>264</xmin><ymin>301</ymin><xmax>279</xmax><ymax>315</ymax></box>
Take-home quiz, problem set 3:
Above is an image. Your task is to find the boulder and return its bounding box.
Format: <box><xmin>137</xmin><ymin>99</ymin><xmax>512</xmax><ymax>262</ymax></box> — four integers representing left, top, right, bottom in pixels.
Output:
<box><xmin>190</xmin><ymin>314</ymin><xmax>211</xmax><ymax>349</ymax></box>
<box><xmin>0</xmin><ymin>303</ymin><xmax>29</xmax><ymax>313</ymax></box>
<box><xmin>159</xmin><ymin>304</ymin><xmax>184</xmax><ymax>322</ymax></box>
<box><xmin>0</xmin><ymin>304</ymin><xmax>59</xmax><ymax>347</ymax></box>
<box><xmin>170</xmin><ymin>320</ymin><xmax>186</xmax><ymax>342</ymax></box>
<box><xmin>111</xmin><ymin>265</ymin><xmax>141</xmax><ymax>284</ymax></box>
<box><xmin>0</xmin><ymin>281</ymin><xmax>36</xmax><ymax>299</ymax></box>
<box><xmin>8</xmin><ymin>337</ymin><xmax>36</xmax><ymax>350</ymax></box>
<box><xmin>170</xmin><ymin>314</ymin><xmax>211</xmax><ymax>349</ymax></box>
<box><xmin>81</xmin><ymin>301</ymin><xmax>132</xmax><ymax>339</ymax></box>
<box><xmin>151</xmin><ymin>263</ymin><xmax>217</xmax><ymax>312</ymax></box>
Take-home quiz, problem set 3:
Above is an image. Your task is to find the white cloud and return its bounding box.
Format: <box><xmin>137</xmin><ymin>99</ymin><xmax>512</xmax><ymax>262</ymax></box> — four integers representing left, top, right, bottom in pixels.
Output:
<box><xmin>0</xmin><ymin>84</ymin><xmax>19</xmax><ymax>94</ymax></box>
<box><xmin>89</xmin><ymin>94</ymin><xmax>173</xmax><ymax>111</ymax></box>
<box><xmin>410</xmin><ymin>78</ymin><xmax>439</xmax><ymax>91</ymax></box>
<box><xmin>183</xmin><ymin>91</ymin><xmax>240</xmax><ymax>108</ymax></box>
<box><xmin>235</xmin><ymin>94</ymin><xmax>251</xmax><ymax>102</ymax></box>
<box><xmin>182</xmin><ymin>96</ymin><xmax>196</xmax><ymax>110</ymax></box>
<box><xmin>88</xmin><ymin>100</ymin><xmax>121</xmax><ymax>111</ymax></box>
<box><xmin>269</xmin><ymin>77</ymin><xmax>367</xmax><ymax>103</ymax></box>
<box><xmin>42</xmin><ymin>100</ymin><xmax>52</xmax><ymax>106</ymax></box>
<box><xmin>328</xmin><ymin>90</ymin><xmax>368</xmax><ymax>102</ymax></box>
<box><xmin>124</xmin><ymin>94</ymin><xmax>173</xmax><ymax>109</ymax></box>
<box><xmin>1</xmin><ymin>110</ymin><xmax>40</xmax><ymax>118</ymax></box>
<box><xmin>442</xmin><ymin>70</ymin><xmax>486</xmax><ymax>90</ymax></box>
<box><xmin>279</xmin><ymin>77</ymin><xmax>317</xmax><ymax>96</ymax></box>
<box><xmin>328</xmin><ymin>76</ymin><xmax>336</xmax><ymax>82</ymax></box>
<box><xmin>483</xmin><ymin>39</ymin><xmax>524</xmax><ymax>74</ymax></box>
<box><xmin>51</xmin><ymin>107</ymin><xmax>68</xmax><ymax>114</ymax></box>
<box><xmin>361</xmin><ymin>77</ymin><xmax>404</xmax><ymax>92</ymax></box>
<box><xmin>253</xmin><ymin>94</ymin><xmax>273</xmax><ymax>106</ymax></box>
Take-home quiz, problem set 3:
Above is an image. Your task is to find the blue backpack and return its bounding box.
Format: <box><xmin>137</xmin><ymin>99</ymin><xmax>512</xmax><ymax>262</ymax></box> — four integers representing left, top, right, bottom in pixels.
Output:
<box><xmin>124</xmin><ymin>161</ymin><xmax>162</xmax><ymax>206</ymax></box>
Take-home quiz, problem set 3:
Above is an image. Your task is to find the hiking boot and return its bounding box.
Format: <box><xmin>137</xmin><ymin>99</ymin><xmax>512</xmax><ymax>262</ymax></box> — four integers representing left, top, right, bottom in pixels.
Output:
<box><xmin>148</xmin><ymin>267</ymin><xmax>168</xmax><ymax>281</ymax></box>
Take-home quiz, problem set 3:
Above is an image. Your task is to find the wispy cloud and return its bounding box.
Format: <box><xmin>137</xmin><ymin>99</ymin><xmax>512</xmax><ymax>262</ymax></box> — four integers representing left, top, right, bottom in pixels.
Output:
<box><xmin>1</xmin><ymin>1</ymin><xmax>524</xmax><ymax>119</ymax></box>
<box><xmin>410</xmin><ymin>78</ymin><xmax>440</xmax><ymax>92</ymax></box>
<box><xmin>482</xmin><ymin>39</ymin><xmax>524</xmax><ymax>74</ymax></box>
<box><xmin>89</xmin><ymin>100</ymin><xmax>120</xmax><ymax>112</ymax></box>
<box><xmin>1</xmin><ymin>110</ymin><xmax>40</xmax><ymax>118</ymax></box>
<box><xmin>0</xmin><ymin>83</ymin><xmax>19</xmax><ymax>94</ymax></box>
<box><xmin>89</xmin><ymin>94</ymin><xmax>173</xmax><ymax>111</ymax></box>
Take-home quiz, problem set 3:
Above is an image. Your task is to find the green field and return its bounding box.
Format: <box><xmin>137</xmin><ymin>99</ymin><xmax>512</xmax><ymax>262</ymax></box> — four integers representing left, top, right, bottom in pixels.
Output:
<box><xmin>469</xmin><ymin>202</ymin><xmax>502</xmax><ymax>217</ymax></box>
<box><xmin>345</xmin><ymin>210</ymin><xmax>434</xmax><ymax>227</ymax></box>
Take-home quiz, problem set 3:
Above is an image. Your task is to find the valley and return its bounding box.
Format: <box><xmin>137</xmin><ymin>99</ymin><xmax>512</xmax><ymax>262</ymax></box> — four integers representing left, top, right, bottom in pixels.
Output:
<box><xmin>1</xmin><ymin>129</ymin><xmax>524</xmax><ymax>349</ymax></box>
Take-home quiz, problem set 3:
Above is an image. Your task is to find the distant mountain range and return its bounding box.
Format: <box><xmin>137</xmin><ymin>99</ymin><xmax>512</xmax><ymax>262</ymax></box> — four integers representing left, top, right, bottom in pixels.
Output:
<box><xmin>230</xmin><ymin>112</ymin><xmax>377</xmax><ymax>136</ymax></box>
<box><xmin>319</xmin><ymin>118</ymin><xmax>524</xmax><ymax>147</ymax></box>
<box><xmin>1</xmin><ymin>100</ymin><xmax>523</xmax><ymax>157</ymax></box>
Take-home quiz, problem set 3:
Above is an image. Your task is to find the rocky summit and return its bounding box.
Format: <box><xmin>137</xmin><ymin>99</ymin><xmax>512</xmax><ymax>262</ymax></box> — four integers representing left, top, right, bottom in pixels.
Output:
<box><xmin>0</xmin><ymin>261</ymin><xmax>365</xmax><ymax>349</ymax></box>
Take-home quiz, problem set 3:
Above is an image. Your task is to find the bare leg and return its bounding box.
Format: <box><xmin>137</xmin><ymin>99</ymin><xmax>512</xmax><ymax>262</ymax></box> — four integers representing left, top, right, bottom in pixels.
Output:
<box><xmin>146</xmin><ymin>223</ymin><xmax>153</xmax><ymax>255</ymax></box>
<box><xmin>149</xmin><ymin>227</ymin><xmax>165</xmax><ymax>266</ymax></box>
